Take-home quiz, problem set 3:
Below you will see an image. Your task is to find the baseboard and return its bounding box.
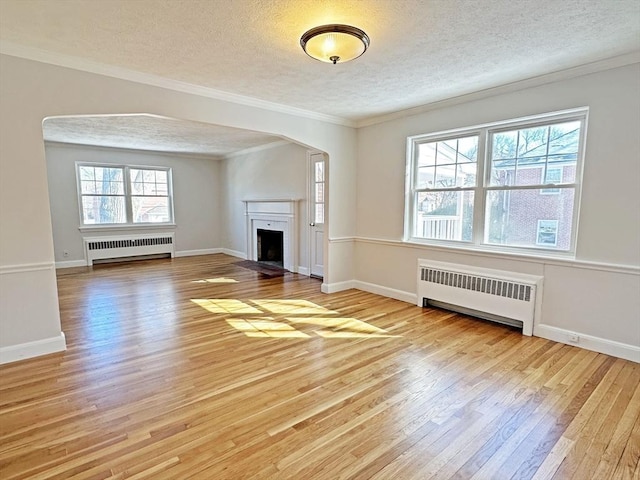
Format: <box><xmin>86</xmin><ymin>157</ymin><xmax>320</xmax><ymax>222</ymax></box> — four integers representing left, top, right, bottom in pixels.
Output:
<box><xmin>535</xmin><ymin>324</ymin><xmax>639</xmax><ymax>363</ymax></box>
<box><xmin>352</xmin><ymin>280</ymin><xmax>417</xmax><ymax>305</ymax></box>
<box><xmin>57</xmin><ymin>249</ymin><xmax>249</xmax><ymax>266</ymax></box>
<box><xmin>175</xmin><ymin>248</ymin><xmax>223</xmax><ymax>258</ymax></box>
<box><xmin>221</xmin><ymin>249</ymin><xmax>247</xmax><ymax>259</ymax></box>
<box><xmin>0</xmin><ymin>332</ymin><xmax>67</xmax><ymax>364</ymax></box>
<box><xmin>55</xmin><ymin>259</ymin><xmax>88</xmax><ymax>269</ymax></box>
<box><xmin>321</xmin><ymin>280</ymin><xmax>356</xmax><ymax>293</ymax></box>
<box><xmin>296</xmin><ymin>267</ymin><xmax>310</xmax><ymax>276</ymax></box>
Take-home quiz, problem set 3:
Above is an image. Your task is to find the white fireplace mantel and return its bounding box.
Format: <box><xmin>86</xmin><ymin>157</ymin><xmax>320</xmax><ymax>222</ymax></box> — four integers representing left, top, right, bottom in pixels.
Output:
<box><xmin>243</xmin><ymin>199</ymin><xmax>299</xmax><ymax>272</ymax></box>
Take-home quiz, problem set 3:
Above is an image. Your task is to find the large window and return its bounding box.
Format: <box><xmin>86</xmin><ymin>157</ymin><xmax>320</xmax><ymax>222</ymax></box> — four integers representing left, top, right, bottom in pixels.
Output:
<box><xmin>405</xmin><ymin>109</ymin><xmax>586</xmax><ymax>255</ymax></box>
<box><xmin>77</xmin><ymin>164</ymin><xmax>173</xmax><ymax>226</ymax></box>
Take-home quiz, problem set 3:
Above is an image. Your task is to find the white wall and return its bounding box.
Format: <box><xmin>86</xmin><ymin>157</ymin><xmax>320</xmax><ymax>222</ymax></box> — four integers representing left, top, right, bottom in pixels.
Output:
<box><xmin>0</xmin><ymin>53</ymin><xmax>357</xmax><ymax>363</ymax></box>
<box><xmin>221</xmin><ymin>142</ymin><xmax>310</xmax><ymax>270</ymax></box>
<box><xmin>45</xmin><ymin>143</ymin><xmax>222</xmax><ymax>264</ymax></box>
<box><xmin>354</xmin><ymin>63</ymin><xmax>640</xmax><ymax>361</ymax></box>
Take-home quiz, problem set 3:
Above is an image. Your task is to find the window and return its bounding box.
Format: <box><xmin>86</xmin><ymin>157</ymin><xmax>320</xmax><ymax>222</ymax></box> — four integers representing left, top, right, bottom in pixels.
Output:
<box><xmin>313</xmin><ymin>158</ymin><xmax>325</xmax><ymax>224</ymax></box>
<box><xmin>405</xmin><ymin>109</ymin><xmax>586</xmax><ymax>254</ymax></box>
<box><xmin>77</xmin><ymin>164</ymin><xmax>173</xmax><ymax>226</ymax></box>
<box><xmin>537</xmin><ymin>220</ymin><xmax>559</xmax><ymax>247</ymax></box>
<box><xmin>540</xmin><ymin>167</ymin><xmax>562</xmax><ymax>194</ymax></box>
<box><xmin>413</xmin><ymin>136</ymin><xmax>478</xmax><ymax>242</ymax></box>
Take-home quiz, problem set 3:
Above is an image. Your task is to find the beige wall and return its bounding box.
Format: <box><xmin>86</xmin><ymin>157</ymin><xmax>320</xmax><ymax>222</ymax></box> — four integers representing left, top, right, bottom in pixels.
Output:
<box><xmin>354</xmin><ymin>63</ymin><xmax>640</xmax><ymax>361</ymax></box>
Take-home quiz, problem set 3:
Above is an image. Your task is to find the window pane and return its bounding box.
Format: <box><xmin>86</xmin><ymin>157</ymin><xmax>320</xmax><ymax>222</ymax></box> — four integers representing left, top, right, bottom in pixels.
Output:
<box><xmin>143</xmin><ymin>182</ymin><xmax>157</xmax><ymax>195</ymax></box>
<box><xmin>81</xmin><ymin>180</ymin><xmax>97</xmax><ymax>194</ymax></box>
<box><xmin>315</xmin><ymin>204</ymin><xmax>324</xmax><ymax>224</ymax></box>
<box><xmin>417</xmin><ymin>166</ymin><xmax>435</xmax><ymax>189</ymax></box>
<box><xmin>315</xmin><ymin>162</ymin><xmax>324</xmax><ymax>182</ymax></box>
<box><xmin>490</xmin><ymin>159</ymin><xmax>516</xmax><ymax>186</ymax></box>
<box><xmin>484</xmin><ymin>188</ymin><xmax>575</xmax><ymax>250</ymax></box>
<box><xmin>548</xmin><ymin>121</ymin><xmax>580</xmax><ymax>155</ymax></box>
<box><xmin>417</xmin><ymin>142</ymin><xmax>436</xmax><ymax>167</ymax></box>
<box><xmin>81</xmin><ymin>196</ymin><xmax>126</xmax><ymax>224</ymax></box>
<box><xmin>515</xmin><ymin>165</ymin><xmax>549</xmax><ymax>186</ymax></box>
<box><xmin>96</xmin><ymin>167</ymin><xmax>123</xmax><ymax>182</ymax></box>
<box><xmin>315</xmin><ymin>183</ymin><xmax>324</xmax><ymax>203</ymax></box>
<box><xmin>155</xmin><ymin>183</ymin><xmax>168</xmax><ymax>195</ymax></box>
<box><xmin>79</xmin><ymin>166</ymin><xmax>95</xmax><ymax>181</ymax></box>
<box><xmin>435</xmin><ymin>164</ymin><xmax>456</xmax><ymax>188</ymax></box>
<box><xmin>517</xmin><ymin>126</ymin><xmax>548</xmax><ymax>159</ymax></box>
<box><xmin>130</xmin><ymin>169</ymin><xmax>144</xmax><ymax>195</ymax></box>
<box><xmin>491</xmin><ymin>121</ymin><xmax>581</xmax><ymax>187</ymax></box>
<box><xmin>457</xmin><ymin>136</ymin><xmax>478</xmax><ymax>163</ymax></box>
<box><xmin>130</xmin><ymin>168</ymin><xmax>169</xmax><ymax>196</ymax></box>
<box><xmin>456</xmin><ymin>162</ymin><xmax>477</xmax><ymax>187</ymax></box>
<box><xmin>492</xmin><ymin>131</ymin><xmax>518</xmax><ymax>160</ymax></box>
<box><xmin>132</xmin><ymin>197</ymin><xmax>170</xmax><ymax>223</ymax></box>
<box><xmin>415</xmin><ymin>191</ymin><xmax>474</xmax><ymax>241</ymax></box>
<box><xmin>418</xmin><ymin>136</ymin><xmax>478</xmax><ymax>189</ymax></box>
<box><xmin>436</xmin><ymin>141</ymin><xmax>457</xmax><ymax>165</ymax></box>
<box><xmin>155</xmin><ymin>170</ymin><xmax>168</xmax><ymax>183</ymax></box>
<box><xmin>88</xmin><ymin>167</ymin><xmax>124</xmax><ymax>194</ymax></box>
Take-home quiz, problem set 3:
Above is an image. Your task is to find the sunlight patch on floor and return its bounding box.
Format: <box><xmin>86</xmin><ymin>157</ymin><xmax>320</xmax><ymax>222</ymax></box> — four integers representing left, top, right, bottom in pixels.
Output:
<box><xmin>251</xmin><ymin>299</ymin><xmax>337</xmax><ymax>315</ymax></box>
<box><xmin>288</xmin><ymin>317</ymin><xmax>400</xmax><ymax>338</ymax></box>
<box><xmin>191</xmin><ymin>299</ymin><xmax>261</xmax><ymax>314</ymax></box>
<box><xmin>192</xmin><ymin>278</ymin><xmax>239</xmax><ymax>284</ymax></box>
<box><xmin>226</xmin><ymin>319</ymin><xmax>310</xmax><ymax>338</ymax></box>
<box><xmin>191</xmin><ymin>298</ymin><xmax>401</xmax><ymax>339</ymax></box>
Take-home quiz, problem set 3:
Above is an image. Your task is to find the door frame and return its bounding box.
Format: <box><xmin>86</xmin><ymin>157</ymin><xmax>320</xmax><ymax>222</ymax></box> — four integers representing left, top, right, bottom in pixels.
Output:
<box><xmin>307</xmin><ymin>150</ymin><xmax>327</xmax><ymax>278</ymax></box>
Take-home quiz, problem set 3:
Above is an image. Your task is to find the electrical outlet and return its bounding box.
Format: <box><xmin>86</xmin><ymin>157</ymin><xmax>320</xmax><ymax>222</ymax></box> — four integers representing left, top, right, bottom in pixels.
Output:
<box><xmin>63</xmin><ymin>250</ymin><xmax>69</xmax><ymax>258</ymax></box>
<box><xmin>568</xmin><ymin>333</ymin><xmax>579</xmax><ymax>343</ymax></box>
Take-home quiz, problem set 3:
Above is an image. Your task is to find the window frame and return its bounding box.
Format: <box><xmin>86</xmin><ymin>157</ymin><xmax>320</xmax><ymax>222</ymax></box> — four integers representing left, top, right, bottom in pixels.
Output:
<box><xmin>76</xmin><ymin>162</ymin><xmax>174</xmax><ymax>228</ymax></box>
<box><xmin>404</xmin><ymin>108</ymin><xmax>588</xmax><ymax>258</ymax></box>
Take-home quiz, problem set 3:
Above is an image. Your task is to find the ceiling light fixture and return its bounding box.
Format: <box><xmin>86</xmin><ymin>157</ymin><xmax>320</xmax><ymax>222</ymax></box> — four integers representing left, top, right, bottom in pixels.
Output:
<box><xmin>300</xmin><ymin>24</ymin><xmax>370</xmax><ymax>64</ymax></box>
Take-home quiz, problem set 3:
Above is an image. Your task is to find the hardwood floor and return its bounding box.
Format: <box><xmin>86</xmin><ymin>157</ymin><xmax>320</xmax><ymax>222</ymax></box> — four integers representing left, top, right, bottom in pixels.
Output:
<box><xmin>0</xmin><ymin>254</ymin><xmax>638</xmax><ymax>479</ymax></box>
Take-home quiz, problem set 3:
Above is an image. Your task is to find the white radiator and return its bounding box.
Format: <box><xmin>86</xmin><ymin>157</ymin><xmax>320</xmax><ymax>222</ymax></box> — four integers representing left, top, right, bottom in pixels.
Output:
<box><xmin>417</xmin><ymin>259</ymin><xmax>542</xmax><ymax>336</ymax></box>
<box><xmin>84</xmin><ymin>233</ymin><xmax>175</xmax><ymax>265</ymax></box>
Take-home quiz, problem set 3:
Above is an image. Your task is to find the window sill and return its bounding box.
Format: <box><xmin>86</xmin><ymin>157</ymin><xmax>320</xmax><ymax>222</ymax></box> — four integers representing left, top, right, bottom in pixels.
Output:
<box><xmin>79</xmin><ymin>224</ymin><xmax>176</xmax><ymax>233</ymax></box>
<box><xmin>403</xmin><ymin>237</ymin><xmax>576</xmax><ymax>262</ymax></box>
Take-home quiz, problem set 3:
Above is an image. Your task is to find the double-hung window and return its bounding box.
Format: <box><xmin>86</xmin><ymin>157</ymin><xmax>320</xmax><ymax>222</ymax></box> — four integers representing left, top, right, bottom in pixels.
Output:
<box><xmin>405</xmin><ymin>109</ymin><xmax>586</xmax><ymax>255</ymax></box>
<box><xmin>77</xmin><ymin>164</ymin><xmax>173</xmax><ymax>226</ymax></box>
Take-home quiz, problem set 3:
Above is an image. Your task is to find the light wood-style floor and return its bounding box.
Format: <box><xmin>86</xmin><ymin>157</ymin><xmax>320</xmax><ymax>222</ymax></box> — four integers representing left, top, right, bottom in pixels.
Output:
<box><xmin>0</xmin><ymin>254</ymin><xmax>638</xmax><ymax>479</ymax></box>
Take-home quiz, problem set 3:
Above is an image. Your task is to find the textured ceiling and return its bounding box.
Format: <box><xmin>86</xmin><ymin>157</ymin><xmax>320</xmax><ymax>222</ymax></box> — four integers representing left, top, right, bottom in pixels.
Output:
<box><xmin>42</xmin><ymin>115</ymin><xmax>283</xmax><ymax>157</ymax></box>
<box><xmin>0</xmin><ymin>0</ymin><xmax>640</xmax><ymax>120</ymax></box>
<box><xmin>1</xmin><ymin>0</ymin><xmax>639</xmax><ymax>123</ymax></box>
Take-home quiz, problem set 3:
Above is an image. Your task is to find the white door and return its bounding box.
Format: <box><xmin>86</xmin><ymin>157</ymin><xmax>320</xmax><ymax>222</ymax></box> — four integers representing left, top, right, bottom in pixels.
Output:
<box><xmin>309</xmin><ymin>152</ymin><xmax>325</xmax><ymax>278</ymax></box>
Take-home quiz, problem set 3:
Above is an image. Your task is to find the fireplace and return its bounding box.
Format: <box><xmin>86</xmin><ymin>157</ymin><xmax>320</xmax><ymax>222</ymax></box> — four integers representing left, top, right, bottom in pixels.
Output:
<box><xmin>244</xmin><ymin>200</ymin><xmax>298</xmax><ymax>272</ymax></box>
<box><xmin>257</xmin><ymin>229</ymin><xmax>284</xmax><ymax>267</ymax></box>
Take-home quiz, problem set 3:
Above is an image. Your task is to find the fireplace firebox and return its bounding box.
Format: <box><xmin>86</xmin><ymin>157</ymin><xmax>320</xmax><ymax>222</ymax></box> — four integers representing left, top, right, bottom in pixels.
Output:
<box><xmin>256</xmin><ymin>229</ymin><xmax>284</xmax><ymax>267</ymax></box>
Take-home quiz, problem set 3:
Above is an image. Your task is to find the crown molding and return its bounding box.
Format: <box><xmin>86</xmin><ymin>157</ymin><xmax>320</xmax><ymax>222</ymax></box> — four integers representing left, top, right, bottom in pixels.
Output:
<box><xmin>2</xmin><ymin>41</ymin><xmax>637</xmax><ymax>131</ymax></box>
<box><xmin>0</xmin><ymin>41</ymin><xmax>356</xmax><ymax>128</ymax></box>
<box><xmin>356</xmin><ymin>51</ymin><xmax>640</xmax><ymax>128</ymax></box>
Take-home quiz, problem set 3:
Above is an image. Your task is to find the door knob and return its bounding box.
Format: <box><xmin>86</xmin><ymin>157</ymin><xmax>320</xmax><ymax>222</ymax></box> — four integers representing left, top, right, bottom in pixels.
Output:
<box><xmin>310</xmin><ymin>222</ymin><xmax>315</xmax><ymax>227</ymax></box>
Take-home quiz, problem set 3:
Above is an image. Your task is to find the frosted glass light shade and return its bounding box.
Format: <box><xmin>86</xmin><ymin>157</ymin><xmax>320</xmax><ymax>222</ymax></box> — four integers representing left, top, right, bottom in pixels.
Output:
<box><xmin>300</xmin><ymin>24</ymin><xmax>370</xmax><ymax>64</ymax></box>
